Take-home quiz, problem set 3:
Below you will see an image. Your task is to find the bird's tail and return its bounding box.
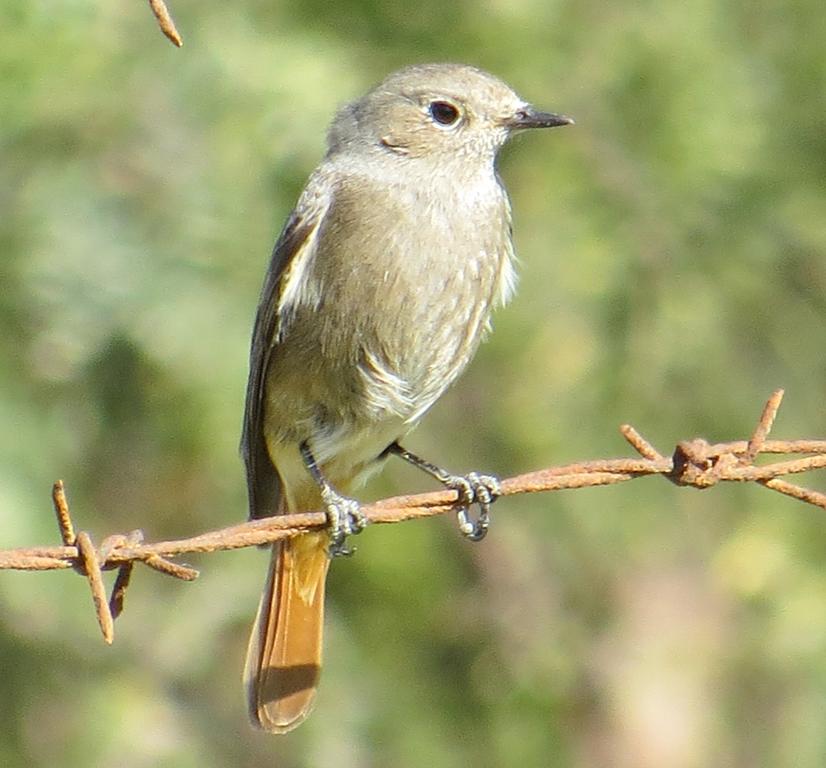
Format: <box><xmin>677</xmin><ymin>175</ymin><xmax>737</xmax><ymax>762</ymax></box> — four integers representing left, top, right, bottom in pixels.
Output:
<box><xmin>244</xmin><ymin>525</ymin><xmax>330</xmax><ymax>733</ymax></box>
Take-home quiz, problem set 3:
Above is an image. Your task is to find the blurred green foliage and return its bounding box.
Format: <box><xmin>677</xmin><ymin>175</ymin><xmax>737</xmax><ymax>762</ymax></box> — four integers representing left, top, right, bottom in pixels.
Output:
<box><xmin>1</xmin><ymin>0</ymin><xmax>825</xmax><ymax>765</ymax></box>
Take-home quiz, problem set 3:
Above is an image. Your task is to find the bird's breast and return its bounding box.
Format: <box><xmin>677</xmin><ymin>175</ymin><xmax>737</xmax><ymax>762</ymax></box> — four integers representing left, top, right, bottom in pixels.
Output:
<box><xmin>320</xmin><ymin>177</ymin><xmax>512</xmax><ymax>422</ymax></box>
<box><xmin>265</xmin><ymin>169</ymin><xmax>514</xmax><ymax>442</ymax></box>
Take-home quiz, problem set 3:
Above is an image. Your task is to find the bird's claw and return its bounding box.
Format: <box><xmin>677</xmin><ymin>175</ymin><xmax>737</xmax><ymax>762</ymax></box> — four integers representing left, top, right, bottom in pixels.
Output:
<box><xmin>321</xmin><ymin>487</ymin><xmax>367</xmax><ymax>557</ymax></box>
<box><xmin>446</xmin><ymin>472</ymin><xmax>501</xmax><ymax>542</ymax></box>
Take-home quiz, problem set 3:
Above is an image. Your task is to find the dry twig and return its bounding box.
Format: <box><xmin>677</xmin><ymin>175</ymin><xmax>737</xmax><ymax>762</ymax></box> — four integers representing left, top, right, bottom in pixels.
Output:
<box><xmin>1</xmin><ymin>389</ymin><xmax>824</xmax><ymax>642</ymax></box>
<box><xmin>147</xmin><ymin>0</ymin><xmax>183</xmax><ymax>47</ymax></box>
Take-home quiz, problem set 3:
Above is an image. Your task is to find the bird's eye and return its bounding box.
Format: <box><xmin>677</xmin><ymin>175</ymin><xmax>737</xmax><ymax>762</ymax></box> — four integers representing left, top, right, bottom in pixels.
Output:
<box><xmin>428</xmin><ymin>100</ymin><xmax>461</xmax><ymax>127</ymax></box>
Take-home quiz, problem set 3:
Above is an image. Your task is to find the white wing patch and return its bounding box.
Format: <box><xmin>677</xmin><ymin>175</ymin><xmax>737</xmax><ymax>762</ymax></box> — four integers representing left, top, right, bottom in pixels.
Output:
<box><xmin>275</xmin><ymin>225</ymin><xmax>324</xmax><ymax>334</ymax></box>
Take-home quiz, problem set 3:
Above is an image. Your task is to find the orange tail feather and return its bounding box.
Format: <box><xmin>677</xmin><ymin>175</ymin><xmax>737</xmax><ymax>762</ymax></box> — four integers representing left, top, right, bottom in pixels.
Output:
<box><xmin>244</xmin><ymin>532</ymin><xmax>330</xmax><ymax>733</ymax></box>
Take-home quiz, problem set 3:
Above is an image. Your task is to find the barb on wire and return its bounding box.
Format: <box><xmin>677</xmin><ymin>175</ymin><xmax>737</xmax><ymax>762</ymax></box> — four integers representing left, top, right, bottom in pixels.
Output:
<box><xmin>1</xmin><ymin>389</ymin><xmax>825</xmax><ymax>643</ymax></box>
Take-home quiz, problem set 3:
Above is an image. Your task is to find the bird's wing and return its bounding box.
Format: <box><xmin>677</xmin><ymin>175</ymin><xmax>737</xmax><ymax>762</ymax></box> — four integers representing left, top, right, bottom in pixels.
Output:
<box><xmin>241</xmin><ymin>181</ymin><xmax>331</xmax><ymax>520</ymax></box>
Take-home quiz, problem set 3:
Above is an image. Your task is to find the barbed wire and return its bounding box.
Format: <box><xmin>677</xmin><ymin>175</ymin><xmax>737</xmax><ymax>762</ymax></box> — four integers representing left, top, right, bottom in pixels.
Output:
<box><xmin>1</xmin><ymin>389</ymin><xmax>824</xmax><ymax>643</ymax></box>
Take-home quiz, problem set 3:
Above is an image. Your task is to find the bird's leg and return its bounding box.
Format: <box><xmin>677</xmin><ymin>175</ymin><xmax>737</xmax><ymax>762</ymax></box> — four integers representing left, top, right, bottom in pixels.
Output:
<box><xmin>300</xmin><ymin>442</ymin><xmax>367</xmax><ymax>557</ymax></box>
<box><xmin>385</xmin><ymin>442</ymin><xmax>500</xmax><ymax>542</ymax></box>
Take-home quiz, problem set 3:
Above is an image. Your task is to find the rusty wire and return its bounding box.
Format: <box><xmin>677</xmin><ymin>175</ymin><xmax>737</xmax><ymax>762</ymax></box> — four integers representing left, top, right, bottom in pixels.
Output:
<box><xmin>1</xmin><ymin>389</ymin><xmax>824</xmax><ymax>643</ymax></box>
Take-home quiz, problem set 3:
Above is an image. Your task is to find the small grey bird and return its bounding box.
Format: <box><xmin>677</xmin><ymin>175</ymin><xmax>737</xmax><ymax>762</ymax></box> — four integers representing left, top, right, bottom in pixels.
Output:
<box><xmin>241</xmin><ymin>62</ymin><xmax>572</xmax><ymax>733</ymax></box>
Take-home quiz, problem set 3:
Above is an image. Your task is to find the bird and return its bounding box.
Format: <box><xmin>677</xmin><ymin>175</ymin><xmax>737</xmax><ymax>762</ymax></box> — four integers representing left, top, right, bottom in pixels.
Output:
<box><xmin>241</xmin><ymin>62</ymin><xmax>572</xmax><ymax>733</ymax></box>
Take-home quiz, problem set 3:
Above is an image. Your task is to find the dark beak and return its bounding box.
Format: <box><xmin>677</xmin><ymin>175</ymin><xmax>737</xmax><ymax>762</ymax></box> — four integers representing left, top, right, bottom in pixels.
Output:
<box><xmin>507</xmin><ymin>105</ymin><xmax>574</xmax><ymax>130</ymax></box>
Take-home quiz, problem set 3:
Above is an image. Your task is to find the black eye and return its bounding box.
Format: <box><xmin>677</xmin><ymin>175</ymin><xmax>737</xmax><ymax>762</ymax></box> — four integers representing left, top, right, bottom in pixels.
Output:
<box><xmin>428</xmin><ymin>100</ymin><xmax>461</xmax><ymax>126</ymax></box>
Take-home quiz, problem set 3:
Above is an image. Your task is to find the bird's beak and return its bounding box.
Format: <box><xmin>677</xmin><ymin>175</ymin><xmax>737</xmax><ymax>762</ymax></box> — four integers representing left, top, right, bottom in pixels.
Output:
<box><xmin>506</xmin><ymin>105</ymin><xmax>574</xmax><ymax>130</ymax></box>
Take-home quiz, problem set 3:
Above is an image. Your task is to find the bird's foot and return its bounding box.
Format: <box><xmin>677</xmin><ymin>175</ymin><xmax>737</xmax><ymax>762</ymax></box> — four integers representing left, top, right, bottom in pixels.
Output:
<box><xmin>320</xmin><ymin>486</ymin><xmax>368</xmax><ymax>557</ymax></box>
<box><xmin>385</xmin><ymin>443</ymin><xmax>501</xmax><ymax>542</ymax></box>
<box><xmin>442</xmin><ymin>472</ymin><xmax>501</xmax><ymax>542</ymax></box>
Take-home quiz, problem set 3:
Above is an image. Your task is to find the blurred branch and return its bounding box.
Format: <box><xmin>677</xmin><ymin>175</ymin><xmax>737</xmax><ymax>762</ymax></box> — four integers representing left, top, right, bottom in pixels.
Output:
<box><xmin>2</xmin><ymin>389</ymin><xmax>825</xmax><ymax>643</ymax></box>
<box><xmin>147</xmin><ymin>0</ymin><xmax>183</xmax><ymax>47</ymax></box>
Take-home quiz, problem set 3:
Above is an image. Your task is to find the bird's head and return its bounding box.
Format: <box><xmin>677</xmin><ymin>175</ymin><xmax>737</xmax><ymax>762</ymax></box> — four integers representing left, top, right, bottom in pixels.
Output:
<box><xmin>328</xmin><ymin>63</ymin><xmax>573</xmax><ymax>165</ymax></box>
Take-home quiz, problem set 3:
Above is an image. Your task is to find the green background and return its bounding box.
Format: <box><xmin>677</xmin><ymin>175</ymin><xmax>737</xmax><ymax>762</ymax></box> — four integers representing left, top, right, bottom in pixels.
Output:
<box><xmin>2</xmin><ymin>0</ymin><xmax>825</xmax><ymax>765</ymax></box>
